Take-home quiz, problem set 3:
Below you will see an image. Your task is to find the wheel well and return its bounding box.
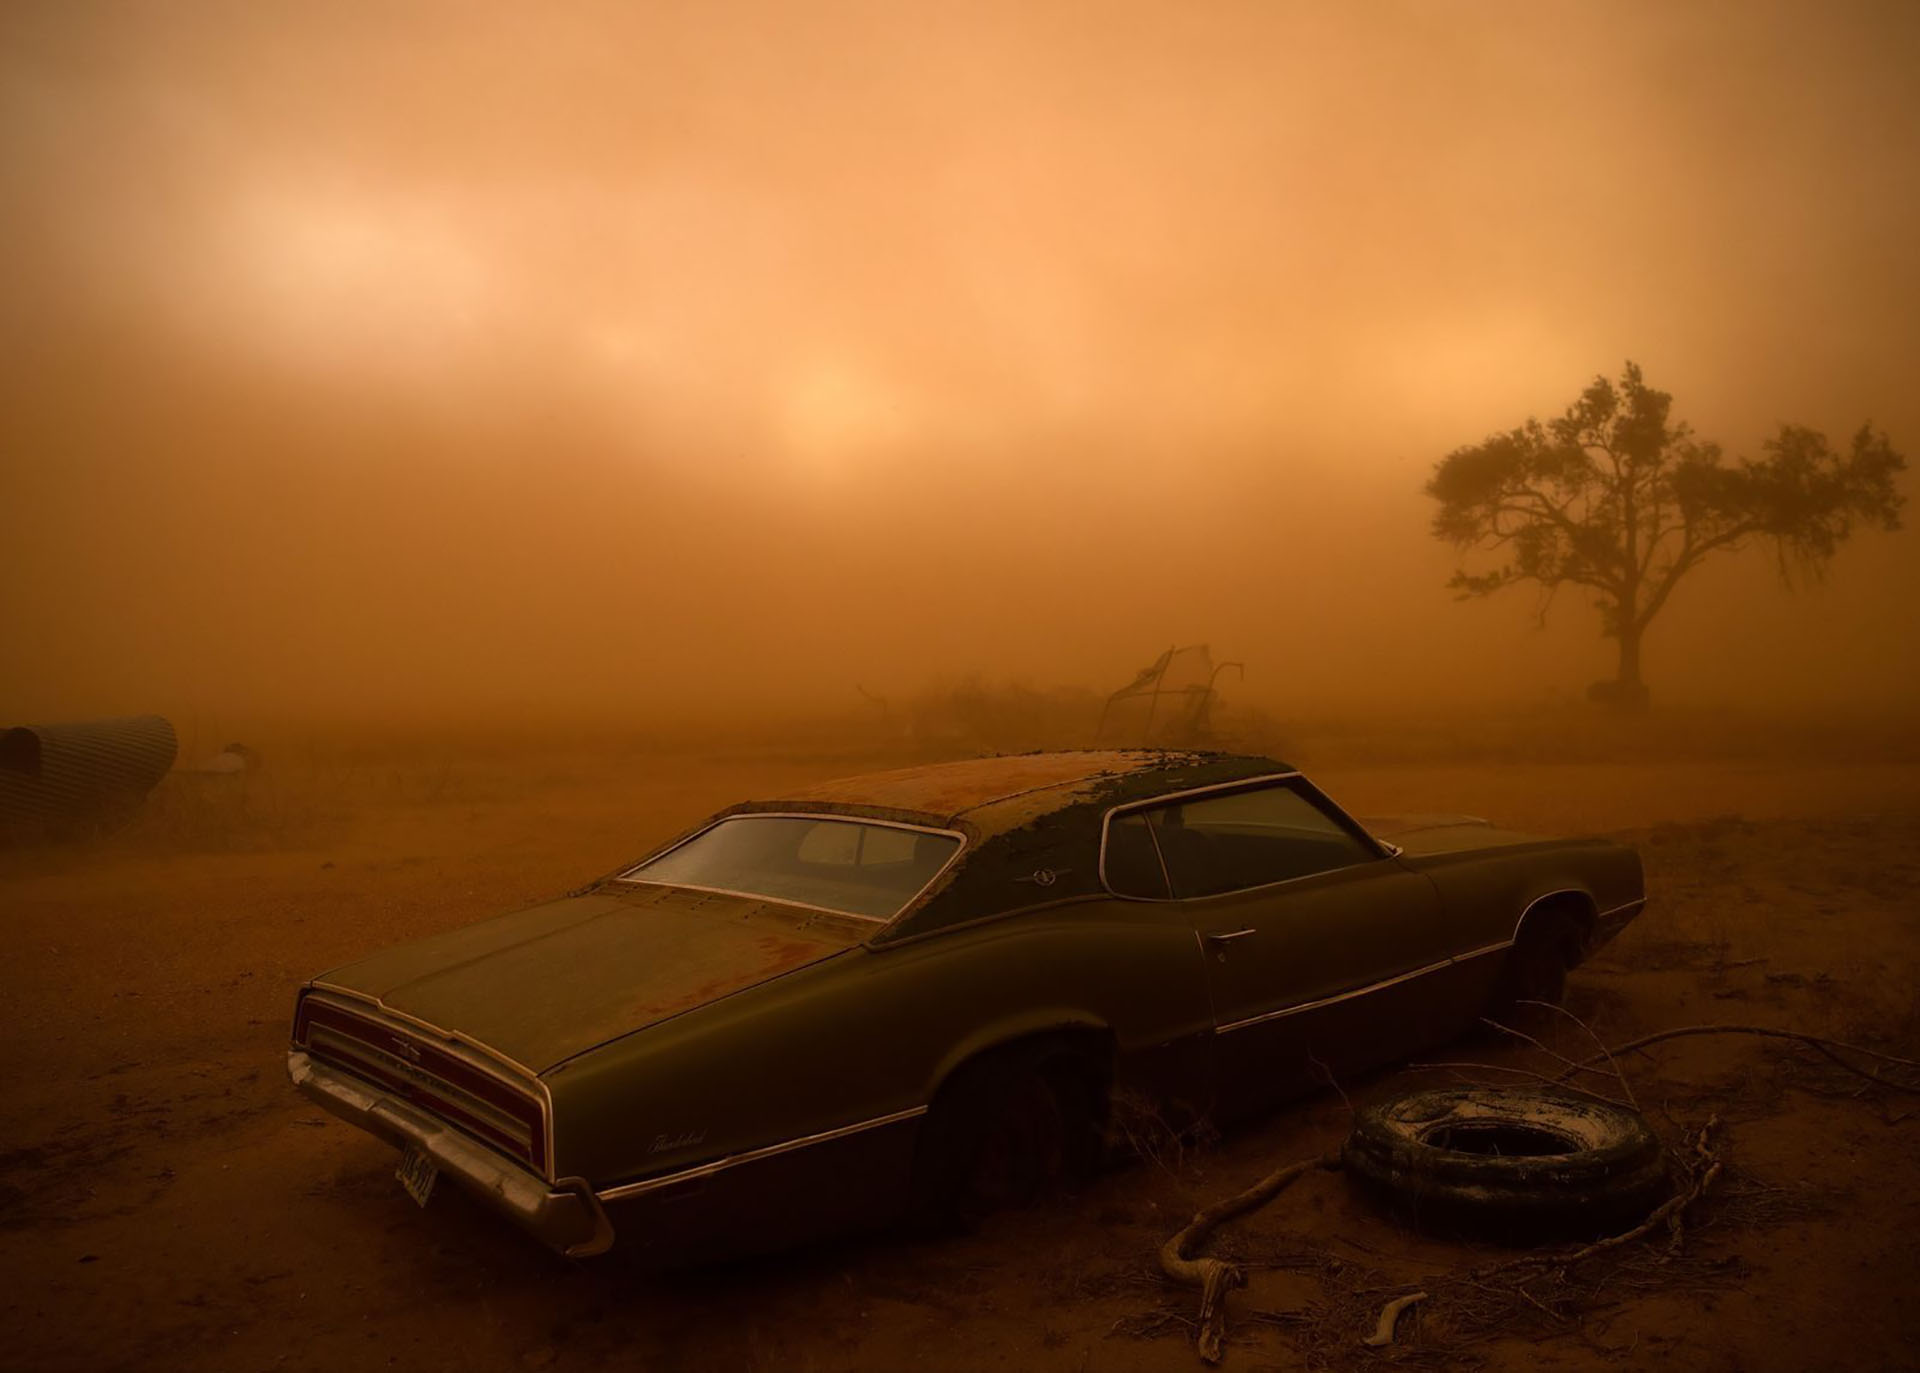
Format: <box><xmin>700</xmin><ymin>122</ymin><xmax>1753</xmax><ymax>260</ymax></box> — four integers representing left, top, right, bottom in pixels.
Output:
<box><xmin>1515</xmin><ymin>891</ymin><xmax>1598</xmax><ymax>964</ymax></box>
<box><xmin>908</xmin><ymin>1028</ymin><xmax>1115</xmax><ymax>1224</ymax></box>
<box><xmin>929</xmin><ymin>1027</ymin><xmax>1115</xmax><ymax>1123</ymax></box>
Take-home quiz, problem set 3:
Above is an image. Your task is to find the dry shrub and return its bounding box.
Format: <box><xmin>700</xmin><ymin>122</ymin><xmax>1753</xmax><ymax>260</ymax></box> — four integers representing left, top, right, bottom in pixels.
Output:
<box><xmin>109</xmin><ymin>770</ymin><xmax>336</xmax><ymax>851</ymax></box>
<box><xmin>893</xmin><ymin>675</ymin><xmax>1289</xmax><ymax>759</ymax></box>
<box><xmin>904</xmin><ymin>677</ymin><xmax>1106</xmax><ymax>755</ymax></box>
<box><xmin>1107</xmin><ymin>1087</ymin><xmax>1219</xmax><ymax>1178</ymax></box>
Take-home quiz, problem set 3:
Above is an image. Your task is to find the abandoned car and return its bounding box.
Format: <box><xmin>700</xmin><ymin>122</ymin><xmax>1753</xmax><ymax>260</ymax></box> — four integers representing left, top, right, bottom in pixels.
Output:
<box><xmin>287</xmin><ymin>751</ymin><xmax>1644</xmax><ymax>1259</ymax></box>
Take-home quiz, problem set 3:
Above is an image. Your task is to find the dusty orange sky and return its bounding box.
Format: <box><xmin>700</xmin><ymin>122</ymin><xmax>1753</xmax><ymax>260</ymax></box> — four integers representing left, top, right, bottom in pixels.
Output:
<box><xmin>3</xmin><ymin>1</ymin><xmax>1917</xmax><ymax>726</ymax></box>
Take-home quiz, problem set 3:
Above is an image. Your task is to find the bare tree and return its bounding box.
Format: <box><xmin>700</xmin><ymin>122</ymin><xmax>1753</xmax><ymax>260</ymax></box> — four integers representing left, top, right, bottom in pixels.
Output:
<box><xmin>1426</xmin><ymin>362</ymin><xmax>1905</xmax><ymax>705</ymax></box>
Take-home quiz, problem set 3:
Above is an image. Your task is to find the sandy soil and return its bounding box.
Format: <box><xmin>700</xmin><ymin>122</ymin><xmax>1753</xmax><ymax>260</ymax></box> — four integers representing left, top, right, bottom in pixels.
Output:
<box><xmin>2</xmin><ymin>741</ymin><xmax>1917</xmax><ymax>1372</ymax></box>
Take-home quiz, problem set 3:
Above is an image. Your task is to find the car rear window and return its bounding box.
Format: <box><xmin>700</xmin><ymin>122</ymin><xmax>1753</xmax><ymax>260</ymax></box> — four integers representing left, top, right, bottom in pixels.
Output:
<box><xmin>619</xmin><ymin>816</ymin><xmax>963</xmax><ymax>920</ymax></box>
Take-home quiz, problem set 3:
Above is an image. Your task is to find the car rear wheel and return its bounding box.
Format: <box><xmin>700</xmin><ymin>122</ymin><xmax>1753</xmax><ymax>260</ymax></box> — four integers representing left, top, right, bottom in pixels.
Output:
<box><xmin>910</xmin><ymin>1044</ymin><xmax>1102</xmax><ymax>1230</ymax></box>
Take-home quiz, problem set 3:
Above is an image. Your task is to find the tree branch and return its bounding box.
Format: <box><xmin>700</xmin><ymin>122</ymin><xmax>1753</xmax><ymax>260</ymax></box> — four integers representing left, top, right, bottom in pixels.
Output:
<box><xmin>1637</xmin><ymin>516</ymin><xmax>1761</xmax><ymax>631</ymax></box>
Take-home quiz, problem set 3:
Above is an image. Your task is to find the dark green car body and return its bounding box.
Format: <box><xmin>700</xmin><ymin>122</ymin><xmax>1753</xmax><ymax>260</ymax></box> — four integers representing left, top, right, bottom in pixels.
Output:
<box><xmin>288</xmin><ymin>751</ymin><xmax>1644</xmax><ymax>1260</ymax></box>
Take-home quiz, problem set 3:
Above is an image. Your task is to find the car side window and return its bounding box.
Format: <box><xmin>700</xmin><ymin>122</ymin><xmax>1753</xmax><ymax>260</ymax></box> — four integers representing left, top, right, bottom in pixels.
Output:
<box><xmin>1142</xmin><ymin>782</ymin><xmax>1377</xmax><ymax>899</ymax></box>
<box><xmin>1104</xmin><ymin>811</ymin><xmax>1170</xmax><ymax>899</ymax></box>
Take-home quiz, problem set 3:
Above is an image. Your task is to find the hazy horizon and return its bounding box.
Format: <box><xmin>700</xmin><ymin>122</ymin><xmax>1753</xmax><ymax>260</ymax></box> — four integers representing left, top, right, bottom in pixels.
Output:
<box><xmin>6</xmin><ymin>1</ymin><xmax>1918</xmax><ymax>730</ymax></box>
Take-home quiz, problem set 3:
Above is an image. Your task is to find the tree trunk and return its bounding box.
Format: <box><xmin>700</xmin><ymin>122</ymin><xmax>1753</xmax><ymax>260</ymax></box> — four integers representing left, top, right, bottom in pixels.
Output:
<box><xmin>1587</xmin><ymin>616</ymin><xmax>1652</xmax><ymax>710</ymax></box>
<box><xmin>1612</xmin><ymin>623</ymin><xmax>1650</xmax><ymax>710</ymax></box>
<box><xmin>1618</xmin><ymin>625</ymin><xmax>1642</xmax><ymax>689</ymax></box>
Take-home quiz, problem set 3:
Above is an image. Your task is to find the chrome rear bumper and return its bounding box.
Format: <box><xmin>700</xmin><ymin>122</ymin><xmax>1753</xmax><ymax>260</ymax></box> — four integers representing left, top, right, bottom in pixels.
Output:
<box><xmin>288</xmin><ymin>1050</ymin><xmax>613</xmax><ymax>1257</ymax></box>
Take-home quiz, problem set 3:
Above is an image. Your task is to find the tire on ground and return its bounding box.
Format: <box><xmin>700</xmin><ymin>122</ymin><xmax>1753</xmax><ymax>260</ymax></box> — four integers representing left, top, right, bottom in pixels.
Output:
<box><xmin>1342</xmin><ymin>1086</ymin><xmax>1669</xmax><ymax>1242</ymax></box>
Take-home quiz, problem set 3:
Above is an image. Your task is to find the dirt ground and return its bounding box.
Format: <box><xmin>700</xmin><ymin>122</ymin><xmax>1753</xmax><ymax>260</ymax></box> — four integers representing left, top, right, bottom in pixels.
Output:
<box><xmin>3</xmin><ymin>728</ymin><xmax>1917</xmax><ymax>1372</ymax></box>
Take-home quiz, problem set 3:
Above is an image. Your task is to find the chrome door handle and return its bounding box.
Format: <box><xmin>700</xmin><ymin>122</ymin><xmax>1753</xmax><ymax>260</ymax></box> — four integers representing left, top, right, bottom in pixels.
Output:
<box><xmin>1205</xmin><ymin>928</ymin><xmax>1258</xmax><ymax>944</ymax></box>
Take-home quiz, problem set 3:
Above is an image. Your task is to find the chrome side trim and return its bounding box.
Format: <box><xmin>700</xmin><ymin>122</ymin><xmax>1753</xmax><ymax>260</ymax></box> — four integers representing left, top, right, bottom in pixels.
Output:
<box><xmin>301</xmin><ymin>984</ymin><xmax>559</xmax><ymax>1182</ymax></box>
<box><xmin>595</xmin><ymin>1105</ymin><xmax>928</xmax><ymax>1203</ymax></box>
<box><xmin>1212</xmin><ymin>899</ymin><xmax>1644</xmax><ymax>1038</ymax></box>
<box><xmin>1109</xmin><ymin>770</ymin><xmax>1303</xmax><ymax>814</ymax></box>
<box><xmin>1214</xmin><ymin>955</ymin><xmax>1455</xmax><ymax>1035</ymax></box>
<box><xmin>1597</xmin><ymin>896</ymin><xmax>1646</xmax><ymax>922</ymax></box>
<box><xmin>1509</xmin><ymin>887</ymin><xmax>1591</xmax><ymax>941</ymax></box>
<box><xmin>614</xmin><ymin>812</ymin><xmax>968</xmax><ymax>923</ymax></box>
<box><xmin>1511</xmin><ymin>888</ymin><xmax>1647</xmax><ymax>944</ymax></box>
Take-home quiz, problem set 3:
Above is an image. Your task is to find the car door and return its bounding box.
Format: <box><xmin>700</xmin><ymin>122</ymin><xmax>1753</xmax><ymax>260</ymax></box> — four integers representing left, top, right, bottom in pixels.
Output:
<box><xmin>1108</xmin><ymin>778</ymin><xmax>1455</xmax><ymax>1118</ymax></box>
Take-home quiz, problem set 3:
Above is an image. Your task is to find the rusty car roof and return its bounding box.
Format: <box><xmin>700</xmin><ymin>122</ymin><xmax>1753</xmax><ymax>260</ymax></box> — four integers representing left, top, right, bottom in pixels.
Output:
<box><xmin>715</xmin><ymin>750</ymin><xmax>1296</xmax><ymax>939</ymax></box>
<box><xmin>778</xmin><ymin>750</ymin><xmax>1241</xmax><ymax>827</ymax></box>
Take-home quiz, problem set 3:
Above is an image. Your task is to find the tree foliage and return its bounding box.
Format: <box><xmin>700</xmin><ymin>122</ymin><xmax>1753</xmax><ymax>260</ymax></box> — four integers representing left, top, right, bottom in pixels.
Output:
<box><xmin>1426</xmin><ymin>362</ymin><xmax>1904</xmax><ymax>694</ymax></box>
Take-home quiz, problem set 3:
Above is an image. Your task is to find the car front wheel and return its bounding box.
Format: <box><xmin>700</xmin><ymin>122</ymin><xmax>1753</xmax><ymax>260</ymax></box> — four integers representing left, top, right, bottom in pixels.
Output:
<box><xmin>1488</xmin><ymin>910</ymin><xmax>1581</xmax><ymax>1018</ymax></box>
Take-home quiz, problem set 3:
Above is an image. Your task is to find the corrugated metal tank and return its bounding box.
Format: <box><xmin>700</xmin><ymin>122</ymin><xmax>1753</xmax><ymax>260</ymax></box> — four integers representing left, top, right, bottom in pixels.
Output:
<box><xmin>0</xmin><ymin>715</ymin><xmax>178</xmax><ymax>842</ymax></box>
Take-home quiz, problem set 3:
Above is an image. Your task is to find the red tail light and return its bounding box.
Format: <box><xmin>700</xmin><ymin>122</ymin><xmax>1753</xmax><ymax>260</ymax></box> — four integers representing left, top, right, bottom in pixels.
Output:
<box><xmin>294</xmin><ymin>993</ymin><xmax>549</xmax><ymax>1174</ymax></box>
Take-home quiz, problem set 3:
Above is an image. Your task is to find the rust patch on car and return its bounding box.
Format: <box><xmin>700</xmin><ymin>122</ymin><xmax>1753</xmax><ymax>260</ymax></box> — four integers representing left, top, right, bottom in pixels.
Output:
<box><xmin>627</xmin><ymin>931</ymin><xmax>844</xmax><ymax>1023</ymax></box>
<box><xmin>632</xmin><ymin>974</ymin><xmax>742</xmax><ymax>1022</ymax></box>
<box><xmin>755</xmin><ymin>933</ymin><xmax>836</xmax><ymax>972</ymax></box>
<box><xmin>784</xmin><ymin>751</ymin><xmax>1177</xmax><ymax>820</ymax></box>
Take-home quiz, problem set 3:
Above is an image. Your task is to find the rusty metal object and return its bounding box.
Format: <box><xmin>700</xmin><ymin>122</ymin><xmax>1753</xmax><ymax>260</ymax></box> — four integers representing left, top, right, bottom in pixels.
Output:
<box><xmin>1096</xmin><ymin>644</ymin><xmax>1243</xmax><ymax>746</ymax></box>
<box><xmin>0</xmin><ymin>714</ymin><xmax>176</xmax><ymax>843</ymax></box>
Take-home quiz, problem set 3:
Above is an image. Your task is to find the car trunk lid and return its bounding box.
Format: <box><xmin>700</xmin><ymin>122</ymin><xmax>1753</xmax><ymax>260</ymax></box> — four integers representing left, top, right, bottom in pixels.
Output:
<box><xmin>313</xmin><ymin>884</ymin><xmax>864</xmax><ymax>1072</ymax></box>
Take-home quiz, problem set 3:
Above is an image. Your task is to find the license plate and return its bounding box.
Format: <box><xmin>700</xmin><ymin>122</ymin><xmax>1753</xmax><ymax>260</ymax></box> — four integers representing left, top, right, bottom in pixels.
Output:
<box><xmin>396</xmin><ymin>1144</ymin><xmax>439</xmax><ymax>1208</ymax></box>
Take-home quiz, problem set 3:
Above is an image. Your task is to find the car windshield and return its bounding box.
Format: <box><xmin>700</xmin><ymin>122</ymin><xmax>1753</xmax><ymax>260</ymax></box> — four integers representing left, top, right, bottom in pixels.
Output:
<box><xmin>618</xmin><ymin>815</ymin><xmax>963</xmax><ymax>920</ymax></box>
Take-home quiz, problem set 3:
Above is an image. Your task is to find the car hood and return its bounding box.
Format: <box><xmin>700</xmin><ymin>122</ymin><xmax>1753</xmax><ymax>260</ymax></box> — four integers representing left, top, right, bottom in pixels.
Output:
<box><xmin>312</xmin><ymin>883</ymin><xmax>864</xmax><ymax>1072</ymax></box>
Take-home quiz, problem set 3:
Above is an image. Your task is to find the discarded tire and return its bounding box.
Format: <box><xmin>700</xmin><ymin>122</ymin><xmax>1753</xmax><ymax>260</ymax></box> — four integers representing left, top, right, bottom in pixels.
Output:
<box><xmin>1342</xmin><ymin>1086</ymin><xmax>1669</xmax><ymax>1242</ymax></box>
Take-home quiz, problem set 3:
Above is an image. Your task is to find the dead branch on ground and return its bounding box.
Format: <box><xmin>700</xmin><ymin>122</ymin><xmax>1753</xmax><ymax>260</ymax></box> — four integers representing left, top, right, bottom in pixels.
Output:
<box><xmin>1409</xmin><ymin>1057</ymin><xmax>1633</xmax><ymax>1109</ymax></box>
<box><xmin>1478</xmin><ymin>1014</ymin><xmax>1622</xmax><ymax>1087</ymax></box>
<box><xmin>1139</xmin><ymin>1018</ymin><xmax>1908</xmax><ymax>1363</ymax></box>
<box><xmin>1362</xmin><ymin>1290</ymin><xmax>1427</xmax><ymax>1347</ymax></box>
<box><xmin>1156</xmin><ymin>1152</ymin><xmax>1341</xmax><ymax>1363</ymax></box>
<box><xmin>1517</xmin><ymin>999</ymin><xmax>1641</xmax><ymax>1110</ymax></box>
<box><xmin>1472</xmin><ymin>1116</ymin><xmax>1723</xmax><ymax>1280</ymax></box>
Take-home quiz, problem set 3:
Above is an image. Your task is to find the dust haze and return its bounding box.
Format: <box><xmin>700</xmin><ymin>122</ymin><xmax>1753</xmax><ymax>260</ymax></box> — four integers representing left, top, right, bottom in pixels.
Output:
<box><xmin>9</xmin><ymin>11</ymin><xmax>1920</xmax><ymax>1368</ymax></box>
<box><xmin>6</xmin><ymin>1</ymin><xmax>1918</xmax><ymax>734</ymax></box>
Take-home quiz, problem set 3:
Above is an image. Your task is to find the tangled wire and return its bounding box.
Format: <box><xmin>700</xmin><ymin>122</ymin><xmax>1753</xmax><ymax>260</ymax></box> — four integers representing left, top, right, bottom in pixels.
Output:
<box><xmin>1151</xmin><ymin>1021</ymin><xmax>1918</xmax><ymax>1364</ymax></box>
